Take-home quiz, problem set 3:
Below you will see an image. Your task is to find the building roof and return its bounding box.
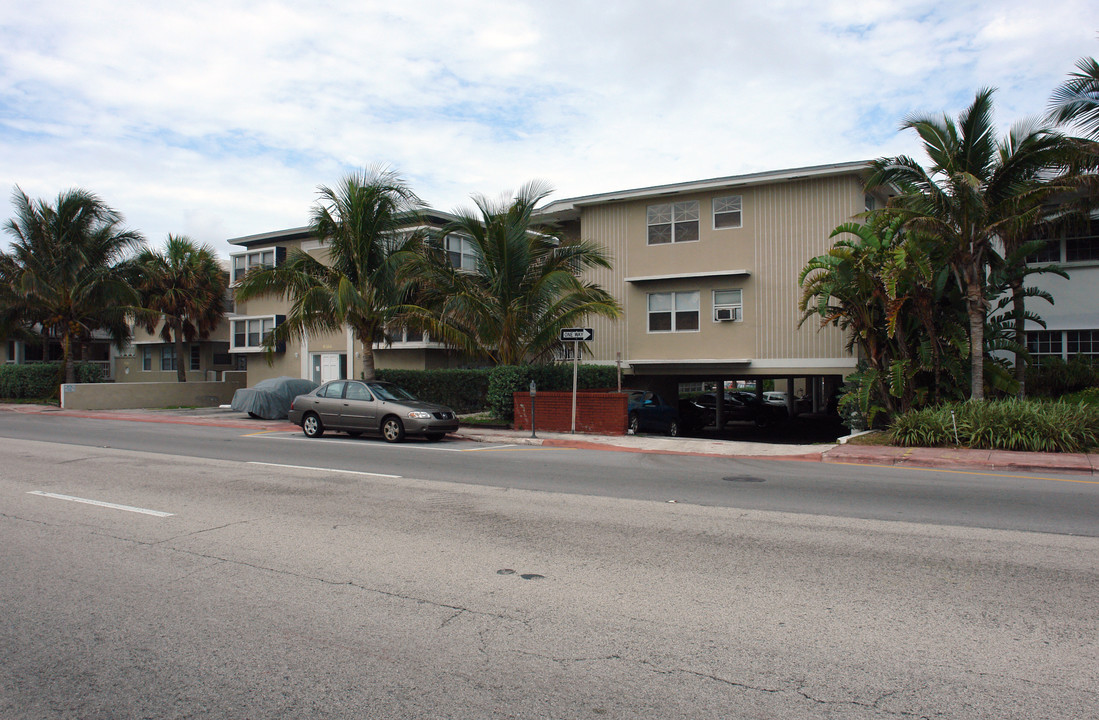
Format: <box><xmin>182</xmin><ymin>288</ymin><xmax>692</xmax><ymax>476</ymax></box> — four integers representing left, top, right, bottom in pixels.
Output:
<box><xmin>537</xmin><ymin>160</ymin><xmax>873</xmax><ymax>221</ymax></box>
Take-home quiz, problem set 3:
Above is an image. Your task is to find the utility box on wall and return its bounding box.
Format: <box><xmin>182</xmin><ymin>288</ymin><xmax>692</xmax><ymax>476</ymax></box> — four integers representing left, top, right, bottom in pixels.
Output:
<box><xmin>512</xmin><ymin>391</ymin><xmax>628</xmax><ymax>435</ymax></box>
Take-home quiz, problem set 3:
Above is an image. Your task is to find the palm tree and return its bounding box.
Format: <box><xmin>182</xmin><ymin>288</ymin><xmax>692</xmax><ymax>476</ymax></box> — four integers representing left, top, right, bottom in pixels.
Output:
<box><xmin>233</xmin><ymin>166</ymin><xmax>424</xmax><ymax>380</ymax></box>
<box><xmin>1047</xmin><ymin>56</ymin><xmax>1099</xmax><ymax>139</ymax></box>
<box><xmin>399</xmin><ymin>181</ymin><xmax>621</xmax><ymax>365</ymax></box>
<box><xmin>867</xmin><ymin>89</ymin><xmax>1078</xmax><ymax>399</ymax></box>
<box><xmin>1</xmin><ymin>186</ymin><xmax>145</xmax><ymax>385</ymax></box>
<box><xmin>131</xmin><ymin>235</ymin><xmax>227</xmax><ymax>382</ymax></box>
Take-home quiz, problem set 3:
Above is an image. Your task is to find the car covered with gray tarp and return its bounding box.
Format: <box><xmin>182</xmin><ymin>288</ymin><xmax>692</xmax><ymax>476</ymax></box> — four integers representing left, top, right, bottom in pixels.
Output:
<box><xmin>231</xmin><ymin>376</ymin><xmax>319</xmax><ymax>420</ymax></box>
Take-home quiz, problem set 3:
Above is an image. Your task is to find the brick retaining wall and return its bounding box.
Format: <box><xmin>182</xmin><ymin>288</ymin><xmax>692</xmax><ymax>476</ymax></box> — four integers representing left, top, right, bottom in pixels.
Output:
<box><xmin>513</xmin><ymin>391</ymin><xmax>627</xmax><ymax>435</ymax></box>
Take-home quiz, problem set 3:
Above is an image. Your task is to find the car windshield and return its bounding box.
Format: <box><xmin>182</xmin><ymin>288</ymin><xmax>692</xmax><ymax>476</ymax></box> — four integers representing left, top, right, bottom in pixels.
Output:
<box><xmin>366</xmin><ymin>382</ymin><xmax>418</xmax><ymax>402</ymax></box>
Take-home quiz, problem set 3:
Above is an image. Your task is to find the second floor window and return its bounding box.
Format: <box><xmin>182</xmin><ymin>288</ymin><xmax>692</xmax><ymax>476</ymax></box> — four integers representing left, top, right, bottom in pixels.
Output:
<box><xmin>713</xmin><ymin>289</ymin><xmax>743</xmax><ymax>322</ymax></box>
<box><xmin>647</xmin><ymin>201</ymin><xmax>699</xmax><ymax>244</ymax></box>
<box><xmin>232</xmin><ymin>317</ymin><xmax>275</xmax><ymax>350</ymax></box>
<box><xmin>445</xmin><ymin>235</ymin><xmax>478</xmax><ymax>270</ymax></box>
<box><xmin>648</xmin><ymin>291</ymin><xmax>700</xmax><ymax>332</ymax></box>
<box><xmin>231</xmin><ymin>247</ymin><xmax>285</xmax><ymax>283</ymax></box>
<box><xmin>713</xmin><ymin>196</ymin><xmax>743</xmax><ymax>229</ymax></box>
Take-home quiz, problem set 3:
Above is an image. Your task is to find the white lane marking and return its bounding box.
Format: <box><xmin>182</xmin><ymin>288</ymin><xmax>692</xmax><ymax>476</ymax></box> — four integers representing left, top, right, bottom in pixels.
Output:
<box><xmin>247</xmin><ymin>461</ymin><xmax>401</xmax><ymax>479</ymax></box>
<box><xmin>246</xmin><ymin>434</ymin><xmax>519</xmax><ymax>452</ymax></box>
<box><xmin>27</xmin><ymin>491</ymin><xmax>173</xmax><ymax>517</ymax></box>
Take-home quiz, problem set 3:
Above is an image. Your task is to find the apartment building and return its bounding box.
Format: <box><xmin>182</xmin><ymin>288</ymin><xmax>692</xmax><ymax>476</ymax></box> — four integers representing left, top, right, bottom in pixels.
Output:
<box><xmin>539</xmin><ymin>161</ymin><xmax>882</xmax><ymax>409</ymax></box>
<box><xmin>227</xmin><ymin>214</ymin><xmax>467</xmax><ymax>385</ymax></box>
<box><xmin>1024</xmin><ymin>218</ymin><xmax>1099</xmax><ymax>365</ymax></box>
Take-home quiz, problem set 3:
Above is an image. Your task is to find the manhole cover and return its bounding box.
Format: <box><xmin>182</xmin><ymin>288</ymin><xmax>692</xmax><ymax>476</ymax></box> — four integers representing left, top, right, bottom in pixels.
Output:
<box><xmin>723</xmin><ymin>476</ymin><xmax>765</xmax><ymax>483</ymax></box>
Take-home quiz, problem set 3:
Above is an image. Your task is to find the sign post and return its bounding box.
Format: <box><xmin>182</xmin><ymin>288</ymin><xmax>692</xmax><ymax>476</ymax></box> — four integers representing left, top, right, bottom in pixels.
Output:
<box><xmin>529</xmin><ymin>380</ymin><xmax>537</xmax><ymax>439</ymax></box>
<box><xmin>559</xmin><ymin>328</ymin><xmax>594</xmax><ymax>434</ymax></box>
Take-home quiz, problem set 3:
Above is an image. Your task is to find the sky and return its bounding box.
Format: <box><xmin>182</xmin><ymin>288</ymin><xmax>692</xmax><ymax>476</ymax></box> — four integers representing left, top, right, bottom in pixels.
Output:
<box><xmin>1</xmin><ymin>1</ymin><xmax>1096</xmax><ymax>258</ymax></box>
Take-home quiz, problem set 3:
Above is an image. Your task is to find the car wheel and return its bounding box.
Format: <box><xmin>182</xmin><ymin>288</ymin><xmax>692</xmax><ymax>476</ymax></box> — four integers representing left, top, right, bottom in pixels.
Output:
<box><xmin>754</xmin><ymin>413</ymin><xmax>771</xmax><ymax>429</ymax></box>
<box><xmin>346</xmin><ymin>431</ymin><xmax>362</xmax><ymax>438</ymax></box>
<box><xmin>381</xmin><ymin>416</ymin><xmax>405</xmax><ymax>443</ymax></box>
<box><xmin>628</xmin><ymin>412</ymin><xmax>641</xmax><ymax>434</ymax></box>
<box><xmin>302</xmin><ymin>412</ymin><xmax>324</xmax><ymax>438</ymax></box>
<box><xmin>424</xmin><ymin>433</ymin><xmax>444</xmax><ymax>442</ymax></box>
<box><xmin>667</xmin><ymin>420</ymin><xmax>680</xmax><ymax>437</ymax></box>
<box><xmin>247</xmin><ymin>412</ymin><xmax>261</xmax><ymax>419</ymax></box>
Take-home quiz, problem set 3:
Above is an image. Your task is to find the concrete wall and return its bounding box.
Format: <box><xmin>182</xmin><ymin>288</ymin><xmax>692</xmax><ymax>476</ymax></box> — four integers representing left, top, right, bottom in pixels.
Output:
<box><xmin>61</xmin><ymin>372</ymin><xmax>247</xmax><ymax>410</ymax></box>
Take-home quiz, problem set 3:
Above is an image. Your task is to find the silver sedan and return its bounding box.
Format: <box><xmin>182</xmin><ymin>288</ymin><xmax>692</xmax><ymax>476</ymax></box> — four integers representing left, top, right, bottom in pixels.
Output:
<box><xmin>288</xmin><ymin>380</ymin><xmax>459</xmax><ymax>442</ymax></box>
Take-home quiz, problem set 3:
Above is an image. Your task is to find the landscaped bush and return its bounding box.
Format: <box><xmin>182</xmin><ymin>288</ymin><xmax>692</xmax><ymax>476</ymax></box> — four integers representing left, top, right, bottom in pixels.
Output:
<box><xmin>889</xmin><ymin>399</ymin><xmax>1099</xmax><ymax>453</ymax></box>
<box><xmin>0</xmin><ymin>362</ymin><xmax>108</xmax><ymax>400</ymax></box>
<box><xmin>375</xmin><ymin>368</ymin><xmax>491</xmax><ymax>414</ymax></box>
<box><xmin>1026</xmin><ymin>357</ymin><xmax>1099</xmax><ymax>398</ymax></box>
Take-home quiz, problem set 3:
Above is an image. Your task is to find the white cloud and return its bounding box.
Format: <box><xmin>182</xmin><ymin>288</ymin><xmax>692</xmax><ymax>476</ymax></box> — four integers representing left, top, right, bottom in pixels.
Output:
<box><xmin>1</xmin><ymin>0</ymin><xmax>1096</xmax><ymax>257</ymax></box>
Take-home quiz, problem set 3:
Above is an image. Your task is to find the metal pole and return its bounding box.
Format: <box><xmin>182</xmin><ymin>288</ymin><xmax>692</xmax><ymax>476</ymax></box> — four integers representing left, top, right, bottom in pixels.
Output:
<box><xmin>616</xmin><ymin>351</ymin><xmax>621</xmax><ymax>393</ymax></box>
<box><xmin>530</xmin><ymin>380</ymin><xmax>537</xmax><ymax>439</ymax></box>
<box><xmin>571</xmin><ymin>340</ymin><xmax>579</xmax><ymax>433</ymax></box>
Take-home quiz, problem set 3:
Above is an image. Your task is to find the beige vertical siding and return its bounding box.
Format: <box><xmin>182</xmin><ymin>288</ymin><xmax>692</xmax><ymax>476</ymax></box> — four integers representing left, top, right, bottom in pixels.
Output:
<box><xmin>753</xmin><ymin>176</ymin><xmax>859</xmax><ymax>359</ymax></box>
<box><xmin>579</xmin><ymin>204</ymin><xmax>630</xmax><ymax>364</ymax></box>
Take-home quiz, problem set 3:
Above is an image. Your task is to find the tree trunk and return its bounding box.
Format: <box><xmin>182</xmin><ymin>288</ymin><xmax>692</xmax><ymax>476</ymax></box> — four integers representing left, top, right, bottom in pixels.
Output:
<box><xmin>175</xmin><ymin>325</ymin><xmax>186</xmax><ymax>383</ymax></box>
<box><xmin>967</xmin><ymin>296</ymin><xmax>985</xmax><ymax>401</ymax></box>
<box><xmin>62</xmin><ymin>331</ymin><xmax>75</xmax><ymax>385</ymax></box>
<box><xmin>362</xmin><ymin>344</ymin><xmax>375</xmax><ymax>381</ymax></box>
<box><xmin>1010</xmin><ymin>279</ymin><xmax>1026</xmax><ymax>399</ymax></box>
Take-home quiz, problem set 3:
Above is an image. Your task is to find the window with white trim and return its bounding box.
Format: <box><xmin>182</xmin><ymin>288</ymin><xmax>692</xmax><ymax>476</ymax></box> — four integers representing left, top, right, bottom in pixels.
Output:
<box><xmin>1067</xmin><ymin>330</ymin><xmax>1099</xmax><ymax>358</ymax></box>
<box><xmin>445</xmin><ymin>235</ymin><xmax>478</xmax><ymax>270</ymax></box>
<box><xmin>141</xmin><ymin>346</ymin><xmax>152</xmax><ymax>371</ymax></box>
<box><xmin>231</xmin><ymin>249</ymin><xmax>277</xmax><ymax>283</ymax></box>
<box><xmin>713</xmin><ymin>289</ymin><xmax>743</xmax><ymax>322</ymax></box>
<box><xmin>648</xmin><ymin>291</ymin><xmax>700</xmax><ymax>332</ymax></box>
<box><xmin>713</xmin><ymin>196</ymin><xmax>742</xmax><ymax>229</ymax></box>
<box><xmin>189</xmin><ymin>344</ymin><xmax>201</xmax><ymax>371</ymax></box>
<box><xmin>231</xmin><ymin>317</ymin><xmax>276</xmax><ymax>350</ymax></box>
<box><xmin>161</xmin><ymin>345</ymin><xmax>177</xmax><ymax>372</ymax></box>
<box><xmin>647</xmin><ymin>201</ymin><xmax>699</xmax><ymax>244</ymax></box>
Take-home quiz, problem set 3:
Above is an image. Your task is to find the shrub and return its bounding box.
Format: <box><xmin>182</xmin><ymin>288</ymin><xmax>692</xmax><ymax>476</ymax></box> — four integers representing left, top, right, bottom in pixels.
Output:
<box><xmin>0</xmin><ymin>363</ymin><xmax>108</xmax><ymax>400</ymax></box>
<box><xmin>1026</xmin><ymin>357</ymin><xmax>1099</xmax><ymax>398</ymax></box>
<box><xmin>889</xmin><ymin>399</ymin><xmax>1099</xmax><ymax>453</ymax></box>
<box><xmin>374</xmin><ymin>368</ymin><xmax>491</xmax><ymax>414</ymax></box>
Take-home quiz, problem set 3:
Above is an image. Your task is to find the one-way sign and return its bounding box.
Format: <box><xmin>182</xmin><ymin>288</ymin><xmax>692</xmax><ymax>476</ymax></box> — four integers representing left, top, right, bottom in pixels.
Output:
<box><xmin>560</xmin><ymin>327</ymin><xmax>594</xmax><ymax>342</ymax></box>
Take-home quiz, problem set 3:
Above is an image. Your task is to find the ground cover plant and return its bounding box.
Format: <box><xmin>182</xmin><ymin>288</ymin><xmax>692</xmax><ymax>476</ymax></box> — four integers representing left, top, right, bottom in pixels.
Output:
<box><xmin>889</xmin><ymin>399</ymin><xmax>1099</xmax><ymax>452</ymax></box>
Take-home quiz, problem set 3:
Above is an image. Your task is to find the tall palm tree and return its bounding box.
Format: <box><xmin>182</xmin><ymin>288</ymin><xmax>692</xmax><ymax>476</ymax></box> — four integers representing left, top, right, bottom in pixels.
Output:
<box><xmin>399</xmin><ymin>181</ymin><xmax>621</xmax><ymax>365</ymax></box>
<box><xmin>2</xmin><ymin>186</ymin><xmax>144</xmax><ymax>385</ymax></box>
<box><xmin>867</xmin><ymin>89</ymin><xmax>1078</xmax><ymax>399</ymax></box>
<box><xmin>1047</xmin><ymin>56</ymin><xmax>1099</xmax><ymax>139</ymax></box>
<box><xmin>234</xmin><ymin>166</ymin><xmax>424</xmax><ymax>380</ymax></box>
<box><xmin>131</xmin><ymin>235</ymin><xmax>227</xmax><ymax>382</ymax></box>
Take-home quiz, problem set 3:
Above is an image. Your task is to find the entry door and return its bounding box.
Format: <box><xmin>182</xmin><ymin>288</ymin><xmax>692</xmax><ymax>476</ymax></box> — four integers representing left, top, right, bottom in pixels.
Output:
<box><xmin>312</xmin><ymin>353</ymin><xmax>343</xmax><ymax>384</ymax></box>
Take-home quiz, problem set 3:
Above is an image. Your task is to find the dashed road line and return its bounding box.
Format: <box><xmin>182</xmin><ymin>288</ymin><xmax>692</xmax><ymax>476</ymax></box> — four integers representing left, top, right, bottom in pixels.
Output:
<box><xmin>27</xmin><ymin>491</ymin><xmax>174</xmax><ymax>517</ymax></box>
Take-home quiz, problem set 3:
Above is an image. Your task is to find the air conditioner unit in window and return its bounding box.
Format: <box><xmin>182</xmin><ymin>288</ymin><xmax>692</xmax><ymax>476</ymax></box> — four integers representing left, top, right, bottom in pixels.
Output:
<box><xmin>715</xmin><ymin>307</ymin><xmax>740</xmax><ymax>322</ymax></box>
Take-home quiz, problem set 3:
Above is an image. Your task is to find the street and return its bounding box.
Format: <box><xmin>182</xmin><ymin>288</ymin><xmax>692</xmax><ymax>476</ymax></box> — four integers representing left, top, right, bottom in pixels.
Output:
<box><xmin>1</xmin><ymin>417</ymin><xmax>1097</xmax><ymax>718</ymax></box>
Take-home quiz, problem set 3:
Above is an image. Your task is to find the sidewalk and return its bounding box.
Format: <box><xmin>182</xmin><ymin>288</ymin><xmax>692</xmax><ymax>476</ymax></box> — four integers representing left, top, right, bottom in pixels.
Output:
<box><xmin>3</xmin><ymin>404</ymin><xmax>1097</xmax><ymax>475</ymax></box>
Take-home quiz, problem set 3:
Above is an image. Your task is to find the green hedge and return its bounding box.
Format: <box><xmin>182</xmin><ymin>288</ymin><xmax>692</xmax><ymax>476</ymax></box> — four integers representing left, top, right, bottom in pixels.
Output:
<box><xmin>0</xmin><ymin>363</ymin><xmax>108</xmax><ymax>400</ymax></box>
<box><xmin>889</xmin><ymin>399</ymin><xmax>1099</xmax><ymax>453</ymax></box>
<box><xmin>1026</xmin><ymin>357</ymin><xmax>1099</xmax><ymax>398</ymax></box>
<box><xmin>375</xmin><ymin>364</ymin><xmax>619</xmax><ymax>420</ymax></box>
<box><xmin>375</xmin><ymin>368</ymin><xmax>491</xmax><ymax>414</ymax></box>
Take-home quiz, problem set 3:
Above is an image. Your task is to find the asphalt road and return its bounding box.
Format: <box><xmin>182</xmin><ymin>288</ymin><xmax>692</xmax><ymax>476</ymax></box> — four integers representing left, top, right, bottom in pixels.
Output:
<box><xmin>0</xmin><ymin>412</ymin><xmax>1097</xmax><ymax>536</ymax></box>
<box><xmin>1</xmin><ymin>418</ymin><xmax>1097</xmax><ymax>718</ymax></box>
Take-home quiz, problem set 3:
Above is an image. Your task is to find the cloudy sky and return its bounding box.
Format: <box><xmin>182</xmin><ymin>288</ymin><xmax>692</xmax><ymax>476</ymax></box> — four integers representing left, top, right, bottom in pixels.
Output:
<box><xmin>2</xmin><ymin>1</ymin><xmax>1096</xmax><ymax>257</ymax></box>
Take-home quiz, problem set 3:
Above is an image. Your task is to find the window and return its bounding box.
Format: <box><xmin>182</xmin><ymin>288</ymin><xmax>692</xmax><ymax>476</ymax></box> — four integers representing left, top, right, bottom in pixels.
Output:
<box><xmin>161</xmin><ymin>345</ymin><xmax>177</xmax><ymax>372</ymax></box>
<box><xmin>189</xmin><ymin>344</ymin><xmax>201</xmax><ymax>371</ymax></box>
<box><xmin>445</xmin><ymin>235</ymin><xmax>478</xmax><ymax>270</ymax></box>
<box><xmin>713</xmin><ymin>289</ymin><xmax>743</xmax><ymax>322</ymax></box>
<box><xmin>1067</xmin><ymin>330</ymin><xmax>1099</xmax><ymax>359</ymax></box>
<box><xmin>713</xmin><ymin>196</ymin><xmax>742</xmax><ymax>229</ymax></box>
<box><xmin>231</xmin><ymin>317</ymin><xmax>276</xmax><ymax>350</ymax></box>
<box><xmin>647</xmin><ymin>201</ymin><xmax>699</xmax><ymax>244</ymax></box>
<box><xmin>141</xmin><ymin>347</ymin><xmax>152</xmax><ymax>371</ymax></box>
<box><xmin>1065</xmin><ymin>234</ymin><xmax>1099</xmax><ymax>263</ymax></box>
<box><xmin>1026</xmin><ymin>330</ymin><xmax>1063</xmax><ymax>366</ymax></box>
<box><xmin>1026</xmin><ymin>239</ymin><xmax>1060</xmax><ymax>264</ymax></box>
<box><xmin>320</xmin><ymin>381</ymin><xmax>347</xmax><ymax>398</ymax></box>
<box><xmin>648</xmin><ymin>291</ymin><xmax>700</xmax><ymax>332</ymax></box>
<box><xmin>345</xmin><ymin>382</ymin><xmax>373</xmax><ymax>401</ymax></box>
<box><xmin>231</xmin><ymin>248</ymin><xmax>282</xmax><ymax>283</ymax></box>
<box><xmin>864</xmin><ymin>194</ymin><xmax>876</xmax><ymax>213</ymax></box>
